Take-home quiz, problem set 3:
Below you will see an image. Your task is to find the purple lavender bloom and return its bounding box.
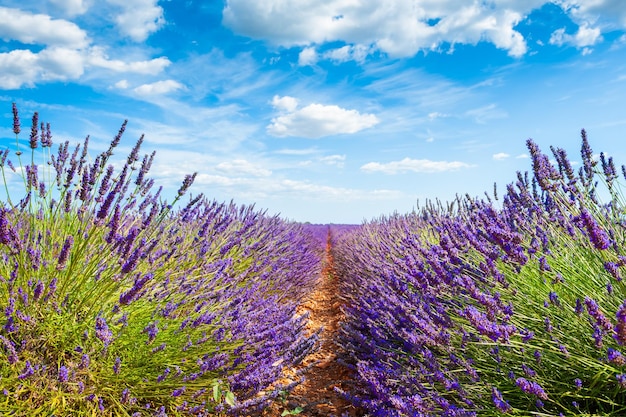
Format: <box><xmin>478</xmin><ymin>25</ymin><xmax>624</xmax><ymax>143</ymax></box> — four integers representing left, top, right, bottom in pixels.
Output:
<box><xmin>42</xmin><ymin>122</ymin><xmax>52</xmax><ymax>147</ymax></box>
<box><xmin>515</xmin><ymin>377</ymin><xmax>548</xmax><ymax>400</ymax></box>
<box><xmin>113</xmin><ymin>356</ymin><xmax>121</xmax><ymax>374</ymax></box>
<box><xmin>12</xmin><ymin>103</ymin><xmax>20</xmax><ymax>135</ymax></box>
<box><xmin>18</xmin><ymin>361</ymin><xmax>34</xmax><ymax>379</ymax></box>
<box><xmin>121</xmin><ymin>388</ymin><xmax>130</xmax><ymax>404</ymax></box>
<box><xmin>177</xmin><ymin>173</ymin><xmax>197</xmax><ymax>197</ymax></box>
<box><xmin>578</xmin><ymin>209</ymin><xmax>610</xmax><ymax>250</ymax></box>
<box><xmin>95</xmin><ymin>316</ymin><xmax>113</xmax><ymax>347</ymax></box>
<box><xmin>608</xmin><ymin>348</ymin><xmax>626</xmax><ymax>366</ymax></box>
<box><xmin>58</xmin><ymin>365</ymin><xmax>69</xmax><ymax>382</ymax></box>
<box><xmin>172</xmin><ymin>386</ymin><xmax>186</xmax><ymax>397</ymax></box>
<box><xmin>615</xmin><ymin>301</ymin><xmax>626</xmax><ymax>345</ymax></box>
<box><xmin>574</xmin><ymin>298</ymin><xmax>584</xmax><ymax>316</ymax></box>
<box><xmin>617</xmin><ymin>374</ymin><xmax>626</xmax><ymax>389</ymax></box>
<box><xmin>143</xmin><ymin>322</ymin><xmax>159</xmax><ymax>344</ymax></box>
<box><xmin>119</xmin><ymin>273</ymin><xmax>152</xmax><ymax>304</ymax></box>
<box><xmin>574</xmin><ymin>378</ymin><xmax>582</xmax><ymax>389</ymax></box>
<box><xmin>96</xmin><ymin>191</ymin><xmax>116</xmax><ymax>220</ymax></box>
<box><xmin>605</xmin><ymin>262</ymin><xmax>622</xmax><ymax>281</ymax></box>
<box><xmin>29</xmin><ymin>112</ymin><xmax>39</xmax><ymax>149</ymax></box>
<box><xmin>80</xmin><ymin>353</ymin><xmax>90</xmax><ymax>369</ymax></box>
<box><xmin>57</xmin><ymin>235</ymin><xmax>74</xmax><ymax>270</ymax></box>
<box><xmin>585</xmin><ymin>297</ymin><xmax>613</xmax><ymax>333</ymax></box>
<box><xmin>32</xmin><ymin>280</ymin><xmax>44</xmax><ymax>301</ymax></box>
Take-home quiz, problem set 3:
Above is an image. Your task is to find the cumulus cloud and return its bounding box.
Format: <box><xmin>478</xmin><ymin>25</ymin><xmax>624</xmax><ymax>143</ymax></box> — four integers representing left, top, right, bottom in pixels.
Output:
<box><xmin>361</xmin><ymin>157</ymin><xmax>473</xmax><ymax>174</ymax></box>
<box><xmin>298</xmin><ymin>47</ymin><xmax>318</xmax><ymax>66</ymax></box>
<box><xmin>106</xmin><ymin>0</ymin><xmax>165</xmax><ymax>42</ymax></box>
<box><xmin>0</xmin><ymin>7</ymin><xmax>89</xmax><ymax>48</ymax></box>
<box><xmin>0</xmin><ymin>46</ymin><xmax>170</xmax><ymax>89</ymax></box>
<box><xmin>267</xmin><ymin>95</ymin><xmax>379</xmax><ymax>138</ymax></box>
<box><xmin>550</xmin><ymin>23</ymin><xmax>603</xmax><ymax>48</ymax></box>
<box><xmin>0</xmin><ymin>7</ymin><xmax>170</xmax><ymax>89</ymax></box>
<box><xmin>223</xmin><ymin>0</ymin><xmax>544</xmax><ymax>59</ymax></box>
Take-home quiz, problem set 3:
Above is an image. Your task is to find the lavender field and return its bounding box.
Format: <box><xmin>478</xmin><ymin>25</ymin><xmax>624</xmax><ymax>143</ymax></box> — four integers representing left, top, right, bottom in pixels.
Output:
<box><xmin>2</xmin><ymin>105</ymin><xmax>626</xmax><ymax>416</ymax></box>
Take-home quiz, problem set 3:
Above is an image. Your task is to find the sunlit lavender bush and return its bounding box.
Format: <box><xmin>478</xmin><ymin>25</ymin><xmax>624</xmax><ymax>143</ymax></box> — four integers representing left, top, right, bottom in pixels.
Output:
<box><xmin>334</xmin><ymin>130</ymin><xmax>626</xmax><ymax>416</ymax></box>
<box><xmin>0</xmin><ymin>105</ymin><xmax>321</xmax><ymax>416</ymax></box>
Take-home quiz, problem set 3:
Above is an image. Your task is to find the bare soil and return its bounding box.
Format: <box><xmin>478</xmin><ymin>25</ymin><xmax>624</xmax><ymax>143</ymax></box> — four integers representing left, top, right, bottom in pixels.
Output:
<box><xmin>260</xmin><ymin>236</ymin><xmax>363</xmax><ymax>417</ymax></box>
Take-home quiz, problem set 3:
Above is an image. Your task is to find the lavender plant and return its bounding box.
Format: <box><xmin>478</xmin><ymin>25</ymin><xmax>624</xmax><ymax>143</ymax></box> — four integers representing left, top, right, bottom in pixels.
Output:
<box><xmin>333</xmin><ymin>131</ymin><xmax>626</xmax><ymax>416</ymax></box>
<box><xmin>0</xmin><ymin>105</ymin><xmax>321</xmax><ymax>416</ymax></box>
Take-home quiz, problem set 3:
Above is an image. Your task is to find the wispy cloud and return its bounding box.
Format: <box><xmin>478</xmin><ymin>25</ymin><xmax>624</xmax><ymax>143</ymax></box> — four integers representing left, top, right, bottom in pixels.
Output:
<box><xmin>133</xmin><ymin>80</ymin><xmax>185</xmax><ymax>95</ymax></box>
<box><xmin>493</xmin><ymin>152</ymin><xmax>510</xmax><ymax>160</ymax></box>
<box><xmin>361</xmin><ymin>157</ymin><xmax>473</xmax><ymax>174</ymax></box>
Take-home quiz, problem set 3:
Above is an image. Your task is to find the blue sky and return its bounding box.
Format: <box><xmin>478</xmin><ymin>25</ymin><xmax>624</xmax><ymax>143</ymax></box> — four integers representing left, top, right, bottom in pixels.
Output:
<box><xmin>1</xmin><ymin>1</ymin><xmax>626</xmax><ymax>224</ymax></box>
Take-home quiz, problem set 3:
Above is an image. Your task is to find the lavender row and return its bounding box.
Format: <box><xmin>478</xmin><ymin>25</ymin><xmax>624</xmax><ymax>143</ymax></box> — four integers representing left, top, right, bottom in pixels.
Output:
<box><xmin>0</xmin><ymin>106</ymin><xmax>322</xmax><ymax>416</ymax></box>
<box><xmin>332</xmin><ymin>131</ymin><xmax>626</xmax><ymax>416</ymax></box>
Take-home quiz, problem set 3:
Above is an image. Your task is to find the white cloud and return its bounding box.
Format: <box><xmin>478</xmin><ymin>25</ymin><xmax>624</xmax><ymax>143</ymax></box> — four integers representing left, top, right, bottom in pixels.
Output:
<box><xmin>222</xmin><ymin>1</ymin><xmax>547</xmax><ymax>60</ymax></box>
<box><xmin>50</xmin><ymin>0</ymin><xmax>90</xmax><ymax>16</ymax></box>
<box><xmin>493</xmin><ymin>152</ymin><xmax>510</xmax><ymax>160</ymax></box>
<box><xmin>298</xmin><ymin>47</ymin><xmax>318</xmax><ymax>66</ymax></box>
<box><xmin>516</xmin><ymin>154</ymin><xmax>529</xmax><ymax>159</ymax></box>
<box><xmin>114</xmin><ymin>79</ymin><xmax>129</xmax><ymax>89</ymax></box>
<box><xmin>557</xmin><ymin>0</ymin><xmax>626</xmax><ymax>31</ymax></box>
<box><xmin>88</xmin><ymin>48</ymin><xmax>170</xmax><ymax>74</ymax></box>
<box><xmin>267</xmin><ymin>96</ymin><xmax>379</xmax><ymax>138</ymax></box>
<box><xmin>361</xmin><ymin>157</ymin><xmax>473</xmax><ymax>174</ymax></box>
<box><xmin>133</xmin><ymin>80</ymin><xmax>185</xmax><ymax>95</ymax></box>
<box><xmin>271</xmin><ymin>95</ymin><xmax>299</xmax><ymax>112</ymax></box>
<box><xmin>550</xmin><ymin>23</ymin><xmax>603</xmax><ymax>49</ymax></box>
<box><xmin>319</xmin><ymin>154</ymin><xmax>346</xmax><ymax>167</ymax></box>
<box><xmin>106</xmin><ymin>0</ymin><xmax>164</xmax><ymax>42</ymax></box>
<box><xmin>0</xmin><ymin>7</ymin><xmax>89</xmax><ymax>48</ymax></box>
<box><xmin>0</xmin><ymin>46</ymin><xmax>170</xmax><ymax>89</ymax></box>
<box><xmin>215</xmin><ymin>159</ymin><xmax>272</xmax><ymax>177</ymax></box>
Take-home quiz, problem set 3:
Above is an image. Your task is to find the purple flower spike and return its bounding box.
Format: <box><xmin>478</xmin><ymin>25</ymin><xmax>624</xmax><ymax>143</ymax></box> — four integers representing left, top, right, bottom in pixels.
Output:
<box><xmin>578</xmin><ymin>209</ymin><xmax>610</xmax><ymax>250</ymax></box>
<box><xmin>57</xmin><ymin>235</ymin><xmax>74</xmax><ymax>270</ymax></box>
<box><xmin>18</xmin><ymin>361</ymin><xmax>34</xmax><ymax>380</ymax></box>
<box><xmin>491</xmin><ymin>387</ymin><xmax>511</xmax><ymax>412</ymax></box>
<box><xmin>616</xmin><ymin>301</ymin><xmax>626</xmax><ymax>345</ymax></box>
<box><xmin>58</xmin><ymin>365</ymin><xmax>69</xmax><ymax>382</ymax></box>
<box><xmin>29</xmin><ymin>112</ymin><xmax>39</xmax><ymax>149</ymax></box>
<box><xmin>585</xmin><ymin>297</ymin><xmax>613</xmax><ymax>333</ymax></box>
<box><xmin>515</xmin><ymin>377</ymin><xmax>548</xmax><ymax>400</ymax></box>
<box><xmin>113</xmin><ymin>356</ymin><xmax>121</xmax><ymax>374</ymax></box>
<box><xmin>12</xmin><ymin>103</ymin><xmax>20</xmax><ymax>135</ymax></box>
<box><xmin>95</xmin><ymin>316</ymin><xmax>113</xmax><ymax>347</ymax></box>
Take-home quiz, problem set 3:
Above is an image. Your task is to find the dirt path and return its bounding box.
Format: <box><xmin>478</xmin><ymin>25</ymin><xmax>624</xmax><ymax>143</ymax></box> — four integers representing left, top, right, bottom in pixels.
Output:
<box><xmin>261</xmin><ymin>232</ymin><xmax>362</xmax><ymax>417</ymax></box>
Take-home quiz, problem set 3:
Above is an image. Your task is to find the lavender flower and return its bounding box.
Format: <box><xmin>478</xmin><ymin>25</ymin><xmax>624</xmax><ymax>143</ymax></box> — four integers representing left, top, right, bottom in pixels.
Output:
<box><xmin>515</xmin><ymin>377</ymin><xmax>548</xmax><ymax>400</ymax></box>
<box><xmin>585</xmin><ymin>297</ymin><xmax>613</xmax><ymax>333</ymax></box>
<box><xmin>177</xmin><ymin>173</ymin><xmax>197</xmax><ymax>197</ymax></box>
<box><xmin>12</xmin><ymin>103</ymin><xmax>20</xmax><ymax>135</ymax></box>
<box><xmin>18</xmin><ymin>361</ymin><xmax>34</xmax><ymax>379</ymax></box>
<box><xmin>58</xmin><ymin>365</ymin><xmax>69</xmax><ymax>382</ymax></box>
<box><xmin>578</xmin><ymin>209</ymin><xmax>610</xmax><ymax>250</ymax></box>
<box><xmin>95</xmin><ymin>316</ymin><xmax>113</xmax><ymax>347</ymax></box>
<box><xmin>29</xmin><ymin>112</ymin><xmax>39</xmax><ymax>149</ymax></box>
<box><xmin>57</xmin><ymin>235</ymin><xmax>74</xmax><ymax>270</ymax></box>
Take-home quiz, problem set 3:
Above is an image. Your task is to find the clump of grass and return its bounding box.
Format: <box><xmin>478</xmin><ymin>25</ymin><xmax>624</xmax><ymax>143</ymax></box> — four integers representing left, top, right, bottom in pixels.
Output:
<box><xmin>0</xmin><ymin>105</ymin><xmax>321</xmax><ymax>416</ymax></box>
